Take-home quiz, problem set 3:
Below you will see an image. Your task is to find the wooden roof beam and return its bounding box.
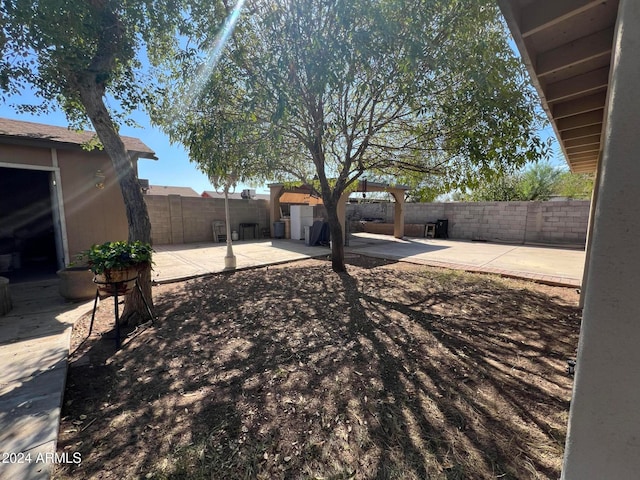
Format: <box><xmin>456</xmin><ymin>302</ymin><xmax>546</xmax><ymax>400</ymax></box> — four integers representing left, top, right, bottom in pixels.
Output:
<box><xmin>521</xmin><ymin>0</ymin><xmax>605</xmax><ymax>38</ymax></box>
<box><xmin>572</xmin><ymin>163</ymin><xmax>598</xmax><ymax>173</ymax></box>
<box><xmin>546</xmin><ymin>67</ymin><xmax>610</xmax><ymax>103</ymax></box>
<box><xmin>552</xmin><ymin>92</ymin><xmax>607</xmax><ymax>119</ymax></box>
<box><xmin>565</xmin><ymin>134</ymin><xmax>602</xmax><ymax>148</ymax></box>
<box><xmin>536</xmin><ymin>27</ymin><xmax>614</xmax><ymax>77</ymax></box>
<box><xmin>569</xmin><ymin>151</ymin><xmax>599</xmax><ymax>160</ymax></box>
<box><xmin>566</xmin><ymin>144</ymin><xmax>600</xmax><ymax>154</ymax></box>
<box><xmin>557</xmin><ymin>109</ymin><xmax>604</xmax><ymax>131</ymax></box>
<box><xmin>561</xmin><ymin>124</ymin><xmax>602</xmax><ymax>140</ymax></box>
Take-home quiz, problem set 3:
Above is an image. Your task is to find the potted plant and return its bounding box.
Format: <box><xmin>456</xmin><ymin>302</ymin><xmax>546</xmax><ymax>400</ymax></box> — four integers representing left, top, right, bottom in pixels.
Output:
<box><xmin>81</xmin><ymin>241</ymin><xmax>153</xmax><ymax>295</ymax></box>
<box><xmin>57</xmin><ymin>263</ymin><xmax>95</xmax><ymax>302</ymax></box>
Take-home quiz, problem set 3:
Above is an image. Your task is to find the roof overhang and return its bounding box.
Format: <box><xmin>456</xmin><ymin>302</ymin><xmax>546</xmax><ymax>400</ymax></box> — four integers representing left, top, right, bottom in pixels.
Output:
<box><xmin>0</xmin><ymin>117</ymin><xmax>158</xmax><ymax>160</ymax></box>
<box><xmin>498</xmin><ymin>0</ymin><xmax>620</xmax><ymax>174</ymax></box>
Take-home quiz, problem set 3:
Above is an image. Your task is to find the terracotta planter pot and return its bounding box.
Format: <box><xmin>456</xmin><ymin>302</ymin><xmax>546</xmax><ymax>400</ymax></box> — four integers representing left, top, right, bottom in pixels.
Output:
<box><xmin>94</xmin><ymin>266</ymin><xmax>140</xmax><ymax>296</ymax></box>
<box><xmin>57</xmin><ymin>267</ymin><xmax>95</xmax><ymax>302</ymax></box>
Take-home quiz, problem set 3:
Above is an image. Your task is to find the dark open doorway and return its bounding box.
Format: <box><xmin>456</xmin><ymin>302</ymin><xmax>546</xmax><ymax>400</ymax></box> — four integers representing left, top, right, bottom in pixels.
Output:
<box><xmin>0</xmin><ymin>167</ymin><xmax>59</xmax><ymax>282</ymax></box>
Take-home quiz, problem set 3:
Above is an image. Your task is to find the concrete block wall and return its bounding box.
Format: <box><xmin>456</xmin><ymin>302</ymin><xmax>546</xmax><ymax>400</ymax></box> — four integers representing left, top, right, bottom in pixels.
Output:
<box><xmin>144</xmin><ymin>195</ymin><xmax>269</xmax><ymax>245</ymax></box>
<box><xmin>524</xmin><ymin>201</ymin><xmax>591</xmax><ymax>244</ymax></box>
<box><xmin>347</xmin><ymin>200</ymin><xmax>590</xmax><ymax>246</ymax></box>
<box><xmin>144</xmin><ymin>195</ymin><xmax>172</xmax><ymax>245</ymax></box>
<box><xmin>147</xmin><ymin>196</ymin><xmax>590</xmax><ymax>246</ymax></box>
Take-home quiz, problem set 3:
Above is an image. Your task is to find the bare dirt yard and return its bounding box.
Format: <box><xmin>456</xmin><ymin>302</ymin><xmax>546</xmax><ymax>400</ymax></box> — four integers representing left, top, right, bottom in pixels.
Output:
<box><xmin>54</xmin><ymin>254</ymin><xmax>581</xmax><ymax>480</ymax></box>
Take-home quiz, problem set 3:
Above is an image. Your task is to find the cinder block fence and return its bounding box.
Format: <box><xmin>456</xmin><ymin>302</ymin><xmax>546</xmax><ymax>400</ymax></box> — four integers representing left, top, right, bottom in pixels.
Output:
<box><xmin>145</xmin><ymin>195</ymin><xmax>590</xmax><ymax>247</ymax></box>
<box><xmin>347</xmin><ymin>200</ymin><xmax>590</xmax><ymax>246</ymax></box>
<box><xmin>144</xmin><ymin>195</ymin><xmax>269</xmax><ymax>245</ymax></box>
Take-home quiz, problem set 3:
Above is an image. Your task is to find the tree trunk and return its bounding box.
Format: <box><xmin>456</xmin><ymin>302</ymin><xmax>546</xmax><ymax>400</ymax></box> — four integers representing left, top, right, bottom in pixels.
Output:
<box><xmin>77</xmin><ymin>81</ymin><xmax>154</xmax><ymax>325</ymax></box>
<box><xmin>324</xmin><ymin>201</ymin><xmax>346</xmax><ymax>273</ymax></box>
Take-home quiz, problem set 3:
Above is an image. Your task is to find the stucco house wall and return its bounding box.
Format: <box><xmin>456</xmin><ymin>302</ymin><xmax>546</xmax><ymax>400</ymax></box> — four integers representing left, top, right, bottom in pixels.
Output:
<box><xmin>56</xmin><ymin>149</ymin><xmax>130</xmax><ymax>255</ymax></box>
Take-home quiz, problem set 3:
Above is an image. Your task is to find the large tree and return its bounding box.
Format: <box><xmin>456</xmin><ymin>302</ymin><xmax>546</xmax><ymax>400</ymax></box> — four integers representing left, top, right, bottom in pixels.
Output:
<box><xmin>0</xmin><ymin>0</ymin><xmax>211</xmax><ymax>321</ymax></box>
<box><xmin>157</xmin><ymin>0</ymin><xmax>549</xmax><ymax>272</ymax></box>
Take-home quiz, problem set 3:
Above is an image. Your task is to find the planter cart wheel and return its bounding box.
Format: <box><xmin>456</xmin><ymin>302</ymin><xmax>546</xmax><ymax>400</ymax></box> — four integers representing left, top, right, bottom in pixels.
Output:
<box><xmin>87</xmin><ymin>273</ymin><xmax>155</xmax><ymax>349</ymax></box>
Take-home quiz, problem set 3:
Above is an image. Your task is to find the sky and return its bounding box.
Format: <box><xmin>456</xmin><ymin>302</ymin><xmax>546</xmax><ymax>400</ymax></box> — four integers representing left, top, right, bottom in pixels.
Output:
<box><xmin>0</xmin><ymin>99</ymin><xmax>236</xmax><ymax>195</ymax></box>
<box><xmin>0</xmin><ymin>96</ymin><xmax>563</xmax><ymax>195</ymax></box>
<box><xmin>0</xmin><ymin>26</ymin><xmax>565</xmax><ymax>198</ymax></box>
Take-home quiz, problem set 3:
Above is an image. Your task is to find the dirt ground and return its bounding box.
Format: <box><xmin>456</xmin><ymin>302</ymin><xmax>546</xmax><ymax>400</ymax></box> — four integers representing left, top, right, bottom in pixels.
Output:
<box><xmin>53</xmin><ymin>254</ymin><xmax>581</xmax><ymax>480</ymax></box>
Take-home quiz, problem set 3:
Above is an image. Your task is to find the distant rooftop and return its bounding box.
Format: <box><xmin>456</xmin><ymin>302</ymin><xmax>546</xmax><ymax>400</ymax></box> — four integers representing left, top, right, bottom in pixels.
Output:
<box><xmin>147</xmin><ymin>185</ymin><xmax>200</xmax><ymax>197</ymax></box>
<box><xmin>0</xmin><ymin>117</ymin><xmax>156</xmax><ymax>159</ymax></box>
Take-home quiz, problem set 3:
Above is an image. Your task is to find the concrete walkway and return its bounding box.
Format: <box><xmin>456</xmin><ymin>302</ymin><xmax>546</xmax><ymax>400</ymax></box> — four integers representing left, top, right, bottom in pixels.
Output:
<box><xmin>0</xmin><ymin>281</ymin><xmax>92</xmax><ymax>480</ymax></box>
<box><xmin>0</xmin><ymin>234</ymin><xmax>585</xmax><ymax>479</ymax></box>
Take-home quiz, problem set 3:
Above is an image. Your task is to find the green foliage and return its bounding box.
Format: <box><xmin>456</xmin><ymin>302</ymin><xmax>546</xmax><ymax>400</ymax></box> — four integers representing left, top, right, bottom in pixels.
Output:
<box><xmin>459</xmin><ymin>174</ymin><xmax>524</xmax><ymax>202</ymax></box>
<box><xmin>158</xmin><ymin>0</ymin><xmax>548</xmax><ymax>194</ymax></box>
<box><xmin>518</xmin><ymin>162</ymin><xmax>562</xmax><ymax>200</ymax></box>
<box><xmin>405</xmin><ymin>185</ymin><xmax>442</xmax><ymax>203</ymax></box>
<box><xmin>151</xmin><ymin>45</ymin><xmax>279</xmax><ymax>191</ymax></box>
<box><xmin>79</xmin><ymin>241</ymin><xmax>153</xmax><ymax>275</ymax></box>
<box><xmin>390</xmin><ymin>174</ymin><xmax>446</xmax><ymax>203</ymax></box>
<box><xmin>555</xmin><ymin>171</ymin><xmax>594</xmax><ymax>199</ymax></box>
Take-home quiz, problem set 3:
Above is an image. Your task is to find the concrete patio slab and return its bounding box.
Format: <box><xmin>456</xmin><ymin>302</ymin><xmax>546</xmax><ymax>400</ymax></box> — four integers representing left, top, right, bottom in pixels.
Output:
<box><xmin>346</xmin><ymin>233</ymin><xmax>585</xmax><ymax>286</ymax></box>
<box><xmin>152</xmin><ymin>239</ymin><xmax>330</xmax><ymax>283</ymax></box>
<box><xmin>0</xmin><ymin>365</ymin><xmax>67</xmax><ymax>454</ymax></box>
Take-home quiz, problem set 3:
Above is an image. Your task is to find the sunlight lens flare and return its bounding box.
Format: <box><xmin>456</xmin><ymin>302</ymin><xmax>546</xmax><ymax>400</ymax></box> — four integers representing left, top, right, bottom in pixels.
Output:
<box><xmin>185</xmin><ymin>0</ymin><xmax>247</xmax><ymax>109</ymax></box>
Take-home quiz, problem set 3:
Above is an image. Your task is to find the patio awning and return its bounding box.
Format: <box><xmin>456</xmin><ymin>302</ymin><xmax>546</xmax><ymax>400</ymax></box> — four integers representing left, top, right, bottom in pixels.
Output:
<box><xmin>498</xmin><ymin>0</ymin><xmax>620</xmax><ymax>174</ymax></box>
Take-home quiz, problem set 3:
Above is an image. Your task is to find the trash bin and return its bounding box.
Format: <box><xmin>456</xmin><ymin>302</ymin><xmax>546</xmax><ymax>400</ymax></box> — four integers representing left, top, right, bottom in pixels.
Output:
<box><xmin>435</xmin><ymin>219</ymin><xmax>449</xmax><ymax>239</ymax></box>
<box><xmin>273</xmin><ymin>221</ymin><xmax>285</xmax><ymax>239</ymax></box>
<box><xmin>304</xmin><ymin>226</ymin><xmax>311</xmax><ymax>245</ymax></box>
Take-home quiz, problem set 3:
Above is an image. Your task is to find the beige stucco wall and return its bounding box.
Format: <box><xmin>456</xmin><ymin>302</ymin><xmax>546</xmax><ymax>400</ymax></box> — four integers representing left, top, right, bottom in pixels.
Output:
<box><xmin>0</xmin><ymin>143</ymin><xmax>130</xmax><ymax>262</ymax></box>
<box><xmin>562</xmin><ymin>0</ymin><xmax>640</xmax><ymax>477</ymax></box>
<box><xmin>0</xmin><ymin>143</ymin><xmax>52</xmax><ymax>167</ymax></box>
<box><xmin>56</xmin><ymin>149</ymin><xmax>129</xmax><ymax>256</ymax></box>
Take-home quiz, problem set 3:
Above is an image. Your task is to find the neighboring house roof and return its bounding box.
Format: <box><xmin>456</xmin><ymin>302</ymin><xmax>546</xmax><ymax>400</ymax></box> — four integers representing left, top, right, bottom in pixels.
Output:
<box><xmin>0</xmin><ymin>117</ymin><xmax>157</xmax><ymax>159</ymax></box>
<box><xmin>202</xmin><ymin>190</ymin><xmax>270</xmax><ymax>201</ymax></box>
<box><xmin>147</xmin><ymin>185</ymin><xmax>200</xmax><ymax>197</ymax></box>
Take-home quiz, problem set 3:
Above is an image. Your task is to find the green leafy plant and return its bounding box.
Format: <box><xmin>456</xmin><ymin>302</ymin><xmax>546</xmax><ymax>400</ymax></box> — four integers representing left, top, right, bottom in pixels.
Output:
<box><xmin>79</xmin><ymin>241</ymin><xmax>153</xmax><ymax>275</ymax></box>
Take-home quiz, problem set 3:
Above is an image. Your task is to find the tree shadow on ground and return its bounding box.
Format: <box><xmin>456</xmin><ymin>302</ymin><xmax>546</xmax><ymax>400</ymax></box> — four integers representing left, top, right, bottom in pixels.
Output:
<box><xmin>56</xmin><ymin>257</ymin><xmax>581</xmax><ymax>480</ymax></box>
